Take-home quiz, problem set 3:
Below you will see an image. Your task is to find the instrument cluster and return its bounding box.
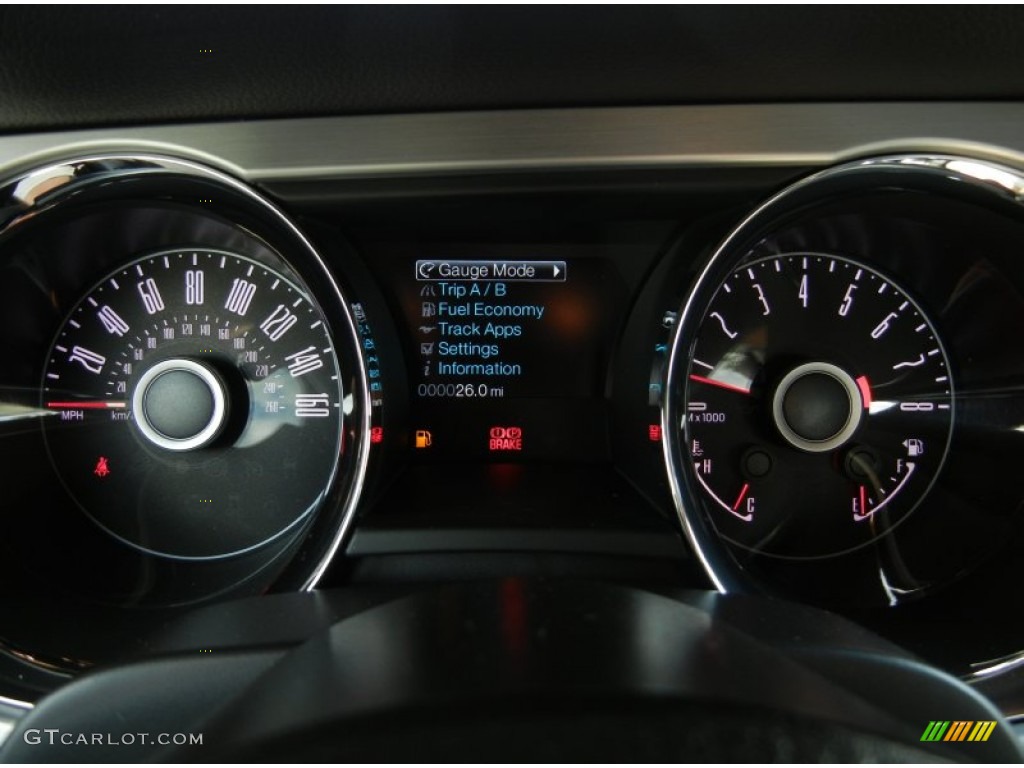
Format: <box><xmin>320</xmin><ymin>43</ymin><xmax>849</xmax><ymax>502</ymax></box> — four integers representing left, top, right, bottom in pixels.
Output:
<box><xmin>2</xmin><ymin>147</ymin><xmax>1024</xmax><ymax>701</ymax></box>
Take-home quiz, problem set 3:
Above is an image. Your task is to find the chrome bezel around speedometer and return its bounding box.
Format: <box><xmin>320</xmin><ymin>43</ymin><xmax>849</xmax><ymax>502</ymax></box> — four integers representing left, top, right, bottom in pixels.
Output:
<box><xmin>0</xmin><ymin>152</ymin><xmax>374</xmax><ymax>680</ymax></box>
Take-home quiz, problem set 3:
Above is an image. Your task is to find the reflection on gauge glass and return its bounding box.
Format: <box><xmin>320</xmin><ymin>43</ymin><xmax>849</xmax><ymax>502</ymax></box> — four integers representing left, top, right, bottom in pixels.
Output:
<box><xmin>41</xmin><ymin>248</ymin><xmax>343</xmax><ymax>560</ymax></box>
<box><xmin>684</xmin><ymin>253</ymin><xmax>954</xmax><ymax>559</ymax></box>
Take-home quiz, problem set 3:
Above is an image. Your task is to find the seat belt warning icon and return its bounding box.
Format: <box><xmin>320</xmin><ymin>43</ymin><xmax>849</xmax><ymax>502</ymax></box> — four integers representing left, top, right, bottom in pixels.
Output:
<box><xmin>414</xmin><ymin>430</ymin><xmax>433</xmax><ymax>449</ymax></box>
<box><xmin>93</xmin><ymin>456</ymin><xmax>111</xmax><ymax>478</ymax></box>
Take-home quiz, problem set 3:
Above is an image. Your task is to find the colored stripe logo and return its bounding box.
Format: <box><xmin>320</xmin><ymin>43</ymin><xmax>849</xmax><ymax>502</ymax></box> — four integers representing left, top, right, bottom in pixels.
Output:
<box><xmin>920</xmin><ymin>720</ymin><xmax>997</xmax><ymax>742</ymax></box>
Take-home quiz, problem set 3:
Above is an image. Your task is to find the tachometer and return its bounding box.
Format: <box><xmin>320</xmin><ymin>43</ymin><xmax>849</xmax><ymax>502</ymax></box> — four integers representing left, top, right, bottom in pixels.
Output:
<box><xmin>41</xmin><ymin>248</ymin><xmax>343</xmax><ymax>560</ymax></box>
<box><xmin>683</xmin><ymin>253</ymin><xmax>953</xmax><ymax>558</ymax></box>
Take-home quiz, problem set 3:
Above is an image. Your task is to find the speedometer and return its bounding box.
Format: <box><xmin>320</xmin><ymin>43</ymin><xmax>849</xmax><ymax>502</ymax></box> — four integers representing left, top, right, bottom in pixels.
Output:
<box><xmin>683</xmin><ymin>253</ymin><xmax>954</xmax><ymax>559</ymax></box>
<box><xmin>41</xmin><ymin>248</ymin><xmax>343</xmax><ymax>560</ymax></box>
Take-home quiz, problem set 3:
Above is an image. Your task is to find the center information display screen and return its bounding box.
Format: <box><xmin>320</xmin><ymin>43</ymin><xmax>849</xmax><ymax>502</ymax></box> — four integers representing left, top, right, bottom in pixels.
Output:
<box><xmin>392</xmin><ymin>255</ymin><xmax>627</xmax><ymax>461</ymax></box>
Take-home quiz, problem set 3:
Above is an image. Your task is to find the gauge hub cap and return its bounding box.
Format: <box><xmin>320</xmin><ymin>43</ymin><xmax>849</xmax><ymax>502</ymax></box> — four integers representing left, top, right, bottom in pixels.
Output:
<box><xmin>41</xmin><ymin>248</ymin><xmax>346</xmax><ymax>560</ymax></box>
<box><xmin>680</xmin><ymin>253</ymin><xmax>954</xmax><ymax>559</ymax></box>
<box><xmin>132</xmin><ymin>358</ymin><xmax>227</xmax><ymax>452</ymax></box>
<box><xmin>772</xmin><ymin>362</ymin><xmax>862</xmax><ymax>453</ymax></box>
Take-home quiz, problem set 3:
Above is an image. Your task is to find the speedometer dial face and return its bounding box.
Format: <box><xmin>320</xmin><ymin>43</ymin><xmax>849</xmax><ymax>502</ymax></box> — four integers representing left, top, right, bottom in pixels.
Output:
<box><xmin>684</xmin><ymin>253</ymin><xmax>954</xmax><ymax>559</ymax></box>
<box><xmin>41</xmin><ymin>249</ymin><xmax>343</xmax><ymax>560</ymax></box>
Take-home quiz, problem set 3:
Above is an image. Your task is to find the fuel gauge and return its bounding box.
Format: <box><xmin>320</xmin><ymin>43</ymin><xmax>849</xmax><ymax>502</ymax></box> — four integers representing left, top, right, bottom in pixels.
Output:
<box><xmin>683</xmin><ymin>253</ymin><xmax>954</xmax><ymax>559</ymax></box>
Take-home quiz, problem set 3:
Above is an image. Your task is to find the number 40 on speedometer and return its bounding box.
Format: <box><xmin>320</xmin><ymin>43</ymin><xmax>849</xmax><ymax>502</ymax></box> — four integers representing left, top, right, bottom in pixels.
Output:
<box><xmin>42</xmin><ymin>248</ymin><xmax>344</xmax><ymax>561</ymax></box>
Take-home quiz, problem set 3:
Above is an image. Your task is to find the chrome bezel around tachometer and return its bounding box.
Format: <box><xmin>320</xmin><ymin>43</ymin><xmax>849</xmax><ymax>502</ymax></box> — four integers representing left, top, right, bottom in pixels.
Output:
<box><xmin>662</xmin><ymin>153</ymin><xmax>1024</xmax><ymax>599</ymax></box>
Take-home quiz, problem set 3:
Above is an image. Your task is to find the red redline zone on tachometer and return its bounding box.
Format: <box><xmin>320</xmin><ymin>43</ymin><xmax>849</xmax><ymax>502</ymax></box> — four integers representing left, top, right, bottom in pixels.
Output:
<box><xmin>682</xmin><ymin>253</ymin><xmax>953</xmax><ymax>559</ymax></box>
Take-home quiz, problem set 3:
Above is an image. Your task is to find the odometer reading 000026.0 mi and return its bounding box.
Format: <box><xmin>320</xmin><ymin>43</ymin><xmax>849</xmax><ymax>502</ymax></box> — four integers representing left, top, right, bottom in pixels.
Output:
<box><xmin>42</xmin><ymin>249</ymin><xmax>343</xmax><ymax>560</ymax></box>
<box><xmin>684</xmin><ymin>253</ymin><xmax>953</xmax><ymax>559</ymax></box>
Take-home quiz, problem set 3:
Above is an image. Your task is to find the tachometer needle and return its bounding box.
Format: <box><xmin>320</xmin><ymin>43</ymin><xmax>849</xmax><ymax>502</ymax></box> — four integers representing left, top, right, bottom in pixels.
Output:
<box><xmin>855</xmin><ymin>375</ymin><xmax>872</xmax><ymax>409</ymax></box>
<box><xmin>732</xmin><ymin>482</ymin><xmax>750</xmax><ymax>512</ymax></box>
<box><xmin>689</xmin><ymin>374</ymin><xmax>751</xmax><ymax>395</ymax></box>
<box><xmin>47</xmin><ymin>401</ymin><xmax>127</xmax><ymax>409</ymax></box>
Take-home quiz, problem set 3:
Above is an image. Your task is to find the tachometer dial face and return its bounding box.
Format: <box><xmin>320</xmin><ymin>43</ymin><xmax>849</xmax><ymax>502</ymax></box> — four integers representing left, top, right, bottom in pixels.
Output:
<box><xmin>41</xmin><ymin>248</ymin><xmax>343</xmax><ymax>560</ymax></box>
<box><xmin>684</xmin><ymin>253</ymin><xmax>954</xmax><ymax>558</ymax></box>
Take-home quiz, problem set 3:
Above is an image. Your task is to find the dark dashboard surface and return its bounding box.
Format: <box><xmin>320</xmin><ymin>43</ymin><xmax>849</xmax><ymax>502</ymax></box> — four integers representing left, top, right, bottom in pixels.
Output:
<box><xmin>2</xmin><ymin>6</ymin><xmax>1024</xmax><ymax>763</ymax></box>
<box><xmin>2</xmin><ymin>7</ymin><xmax>1024</xmax><ymax>133</ymax></box>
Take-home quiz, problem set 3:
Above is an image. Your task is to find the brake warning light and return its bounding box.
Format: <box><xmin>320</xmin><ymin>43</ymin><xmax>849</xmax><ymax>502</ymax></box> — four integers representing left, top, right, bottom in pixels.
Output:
<box><xmin>489</xmin><ymin>426</ymin><xmax>523</xmax><ymax>452</ymax></box>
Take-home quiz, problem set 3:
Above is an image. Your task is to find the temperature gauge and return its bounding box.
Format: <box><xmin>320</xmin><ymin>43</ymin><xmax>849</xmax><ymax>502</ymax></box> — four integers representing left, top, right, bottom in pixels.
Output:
<box><xmin>683</xmin><ymin>253</ymin><xmax>954</xmax><ymax>559</ymax></box>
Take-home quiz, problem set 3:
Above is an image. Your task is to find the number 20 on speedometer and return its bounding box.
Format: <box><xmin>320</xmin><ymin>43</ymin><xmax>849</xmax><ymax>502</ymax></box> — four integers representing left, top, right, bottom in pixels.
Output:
<box><xmin>42</xmin><ymin>249</ymin><xmax>344</xmax><ymax>561</ymax></box>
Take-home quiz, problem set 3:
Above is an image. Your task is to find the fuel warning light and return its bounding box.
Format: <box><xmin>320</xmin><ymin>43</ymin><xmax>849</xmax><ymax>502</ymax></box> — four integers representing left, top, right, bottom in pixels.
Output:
<box><xmin>648</xmin><ymin>424</ymin><xmax>662</xmax><ymax>442</ymax></box>
<box><xmin>93</xmin><ymin>456</ymin><xmax>111</xmax><ymax>478</ymax></box>
<box><xmin>414</xmin><ymin>430</ymin><xmax>433</xmax><ymax>449</ymax></box>
<box><xmin>370</xmin><ymin>427</ymin><xmax>384</xmax><ymax>444</ymax></box>
<box><xmin>489</xmin><ymin>426</ymin><xmax>523</xmax><ymax>452</ymax></box>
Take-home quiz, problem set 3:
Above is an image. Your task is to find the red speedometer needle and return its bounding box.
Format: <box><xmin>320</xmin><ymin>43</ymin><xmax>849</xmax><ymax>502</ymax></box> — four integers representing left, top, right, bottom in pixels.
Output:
<box><xmin>689</xmin><ymin>374</ymin><xmax>751</xmax><ymax>395</ymax></box>
<box><xmin>47</xmin><ymin>401</ymin><xmax>127</xmax><ymax>409</ymax></box>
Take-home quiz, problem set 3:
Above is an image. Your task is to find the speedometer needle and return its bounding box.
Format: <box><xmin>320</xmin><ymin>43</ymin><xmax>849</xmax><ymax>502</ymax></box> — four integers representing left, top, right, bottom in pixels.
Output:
<box><xmin>688</xmin><ymin>374</ymin><xmax>751</xmax><ymax>395</ymax></box>
<box><xmin>47</xmin><ymin>401</ymin><xmax>127</xmax><ymax>409</ymax></box>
